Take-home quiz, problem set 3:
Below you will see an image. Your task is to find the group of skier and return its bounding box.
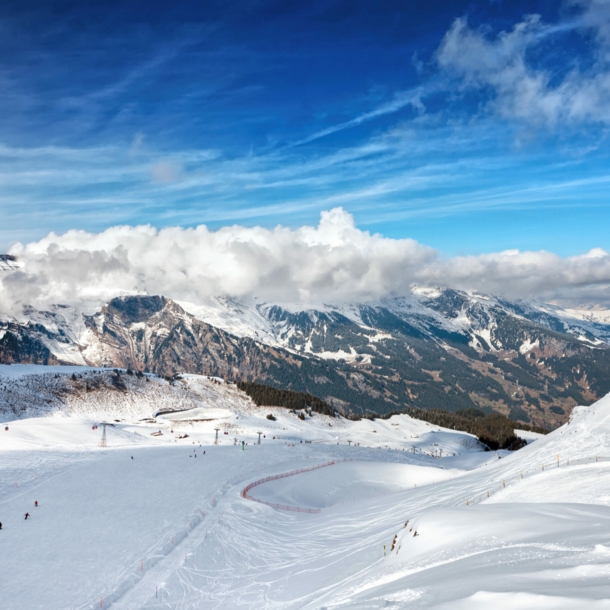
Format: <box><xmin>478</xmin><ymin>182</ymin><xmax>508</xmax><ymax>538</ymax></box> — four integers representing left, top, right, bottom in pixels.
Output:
<box><xmin>189</xmin><ymin>444</ymin><xmax>206</xmax><ymax>458</ymax></box>
<box><xmin>1</xmin><ymin>500</ymin><xmax>38</xmax><ymax>529</ymax></box>
<box><xmin>24</xmin><ymin>500</ymin><xmax>39</xmax><ymax>520</ymax></box>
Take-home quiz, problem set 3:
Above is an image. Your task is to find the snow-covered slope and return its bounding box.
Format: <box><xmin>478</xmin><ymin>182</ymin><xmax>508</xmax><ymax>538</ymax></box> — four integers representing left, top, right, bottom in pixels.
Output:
<box><xmin>354</xmin><ymin>393</ymin><xmax>610</xmax><ymax>609</ymax></box>
<box><xmin>0</xmin><ymin>366</ymin><xmax>610</xmax><ymax>608</ymax></box>
<box><xmin>0</xmin><ymin>365</ymin><xmax>481</xmax><ymax>455</ymax></box>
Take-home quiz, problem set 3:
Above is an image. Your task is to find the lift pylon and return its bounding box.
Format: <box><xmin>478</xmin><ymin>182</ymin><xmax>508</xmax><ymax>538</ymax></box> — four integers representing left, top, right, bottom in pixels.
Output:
<box><xmin>98</xmin><ymin>422</ymin><xmax>108</xmax><ymax>448</ymax></box>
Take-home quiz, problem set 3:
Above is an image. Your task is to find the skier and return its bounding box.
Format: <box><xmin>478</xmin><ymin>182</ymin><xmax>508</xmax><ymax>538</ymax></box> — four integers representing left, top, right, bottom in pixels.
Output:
<box><xmin>34</xmin><ymin>501</ymin><xmax>38</xmax><ymax>507</ymax></box>
<box><xmin>0</xmin><ymin>522</ymin><xmax>3</xmax><ymax>530</ymax></box>
<box><xmin>131</xmin><ymin>456</ymin><xmax>134</xmax><ymax>460</ymax></box>
<box><xmin>24</xmin><ymin>513</ymin><xmax>30</xmax><ymax>520</ymax></box>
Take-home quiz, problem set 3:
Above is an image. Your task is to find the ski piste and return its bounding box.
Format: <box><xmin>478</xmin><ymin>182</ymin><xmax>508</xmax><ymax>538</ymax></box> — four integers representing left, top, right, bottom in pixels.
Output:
<box><xmin>1</xmin><ymin>366</ymin><xmax>610</xmax><ymax>608</ymax></box>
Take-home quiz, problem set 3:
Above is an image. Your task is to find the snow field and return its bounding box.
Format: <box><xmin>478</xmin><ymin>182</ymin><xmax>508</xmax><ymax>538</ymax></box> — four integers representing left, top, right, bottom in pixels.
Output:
<box><xmin>1</xmin><ymin>367</ymin><xmax>610</xmax><ymax>608</ymax></box>
<box><xmin>322</xmin><ymin>396</ymin><xmax>610</xmax><ymax>609</ymax></box>
<box><xmin>432</xmin><ymin>591</ymin><xmax>610</xmax><ymax>610</ymax></box>
<box><xmin>158</xmin><ymin>407</ymin><xmax>232</xmax><ymax>422</ymax></box>
<box><xmin>390</xmin><ymin>503</ymin><xmax>610</xmax><ymax>569</ymax></box>
<box><xmin>0</xmin><ymin>438</ymin><xmax>463</xmax><ymax>610</ymax></box>
<box><xmin>513</xmin><ymin>428</ymin><xmax>545</xmax><ymax>443</ymax></box>
<box><xmin>1</xmin><ymin>368</ymin><xmax>481</xmax><ymax>458</ymax></box>
<box><xmin>250</xmin><ymin>461</ymin><xmax>462</xmax><ymax>510</ymax></box>
<box><xmin>485</xmin><ymin>461</ymin><xmax>610</xmax><ymax>505</ymax></box>
<box><xmin>365</xmin><ymin>501</ymin><xmax>610</xmax><ymax>610</ymax></box>
<box><xmin>0</xmin><ymin>379</ymin><xmax>483</xmax><ymax>610</ymax></box>
<box><xmin>0</xmin><ymin>417</ymin><xmax>154</xmax><ymax>451</ymax></box>
<box><xmin>0</xmin><ymin>442</ymin><xmax>334</xmax><ymax>609</ymax></box>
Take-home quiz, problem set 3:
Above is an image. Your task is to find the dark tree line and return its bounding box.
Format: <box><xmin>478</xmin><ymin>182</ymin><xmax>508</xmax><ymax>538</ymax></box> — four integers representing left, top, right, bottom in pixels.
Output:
<box><xmin>389</xmin><ymin>407</ymin><xmax>547</xmax><ymax>451</ymax></box>
<box><xmin>237</xmin><ymin>381</ymin><xmax>335</xmax><ymax>416</ymax></box>
<box><xmin>237</xmin><ymin>380</ymin><xmax>548</xmax><ymax>451</ymax></box>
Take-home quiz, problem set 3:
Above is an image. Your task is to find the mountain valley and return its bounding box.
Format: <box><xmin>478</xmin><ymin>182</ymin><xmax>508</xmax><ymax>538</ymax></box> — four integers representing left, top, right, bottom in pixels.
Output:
<box><xmin>2</xmin><ymin>280</ymin><xmax>609</xmax><ymax>428</ymax></box>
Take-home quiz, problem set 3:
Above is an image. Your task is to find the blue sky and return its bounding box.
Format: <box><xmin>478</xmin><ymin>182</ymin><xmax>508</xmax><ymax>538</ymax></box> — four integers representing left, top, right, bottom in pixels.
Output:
<box><xmin>1</xmin><ymin>0</ymin><xmax>609</xmax><ymax>256</ymax></box>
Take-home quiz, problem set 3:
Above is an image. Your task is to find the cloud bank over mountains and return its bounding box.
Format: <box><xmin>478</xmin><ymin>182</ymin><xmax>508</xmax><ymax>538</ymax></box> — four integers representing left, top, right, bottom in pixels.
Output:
<box><xmin>2</xmin><ymin>208</ymin><xmax>610</xmax><ymax>314</ymax></box>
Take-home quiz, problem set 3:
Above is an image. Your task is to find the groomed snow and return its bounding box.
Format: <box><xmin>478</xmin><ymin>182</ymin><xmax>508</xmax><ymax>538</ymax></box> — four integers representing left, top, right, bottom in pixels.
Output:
<box><xmin>157</xmin><ymin>407</ymin><xmax>232</xmax><ymax>421</ymax></box>
<box><xmin>1</xmin><ymin>367</ymin><xmax>610</xmax><ymax>609</ymax></box>
<box><xmin>250</xmin><ymin>461</ymin><xmax>462</xmax><ymax>510</ymax></box>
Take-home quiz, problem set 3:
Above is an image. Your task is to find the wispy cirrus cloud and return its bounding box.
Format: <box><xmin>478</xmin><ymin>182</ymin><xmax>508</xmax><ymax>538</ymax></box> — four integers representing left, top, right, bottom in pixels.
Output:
<box><xmin>0</xmin><ymin>111</ymin><xmax>607</xmax><ymax>255</ymax></box>
<box><xmin>284</xmin><ymin>86</ymin><xmax>433</xmax><ymax>148</ymax></box>
<box><xmin>436</xmin><ymin>1</ymin><xmax>610</xmax><ymax>128</ymax></box>
<box><xmin>0</xmin><ymin>0</ymin><xmax>609</xmax><ymax>260</ymax></box>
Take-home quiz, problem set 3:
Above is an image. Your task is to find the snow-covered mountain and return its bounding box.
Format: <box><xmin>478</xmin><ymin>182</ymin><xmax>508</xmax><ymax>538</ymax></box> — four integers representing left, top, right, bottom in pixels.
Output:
<box><xmin>1</xmin><ymin>287</ymin><xmax>610</xmax><ymax>428</ymax></box>
<box><xmin>177</xmin><ymin>289</ymin><xmax>610</xmax><ymax>351</ymax></box>
<box><xmin>0</xmin><ymin>254</ymin><xmax>18</xmax><ymax>272</ymax></box>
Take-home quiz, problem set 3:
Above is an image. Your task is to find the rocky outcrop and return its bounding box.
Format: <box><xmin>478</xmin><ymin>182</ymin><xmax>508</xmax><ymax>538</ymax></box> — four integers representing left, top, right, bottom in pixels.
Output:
<box><xmin>0</xmin><ymin>324</ymin><xmax>60</xmax><ymax>365</ymax></box>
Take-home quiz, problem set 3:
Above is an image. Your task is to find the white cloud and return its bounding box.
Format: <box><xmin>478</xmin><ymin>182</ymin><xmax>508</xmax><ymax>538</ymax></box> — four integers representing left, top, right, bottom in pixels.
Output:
<box><xmin>577</xmin><ymin>0</ymin><xmax>610</xmax><ymax>51</ymax></box>
<box><xmin>286</xmin><ymin>88</ymin><xmax>431</xmax><ymax>148</ymax></box>
<box><xmin>129</xmin><ymin>131</ymin><xmax>144</xmax><ymax>157</ymax></box>
<box><xmin>151</xmin><ymin>159</ymin><xmax>183</xmax><ymax>183</ymax></box>
<box><xmin>436</xmin><ymin>2</ymin><xmax>610</xmax><ymax>128</ymax></box>
<box><xmin>2</xmin><ymin>208</ymin><xmax>610</xmax><ymax>315</ymax></box>
<box><xmin>424</xmin><ymin>247</ymin><xmax>610</xmax><ymax>303</ymax></box>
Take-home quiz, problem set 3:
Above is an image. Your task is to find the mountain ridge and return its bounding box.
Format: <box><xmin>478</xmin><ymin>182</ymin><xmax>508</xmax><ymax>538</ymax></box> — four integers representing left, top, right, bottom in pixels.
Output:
<box><xmin>1</xmin><ymin>288</ymin><xmax>610</xmax><ymax>428</ymax></box>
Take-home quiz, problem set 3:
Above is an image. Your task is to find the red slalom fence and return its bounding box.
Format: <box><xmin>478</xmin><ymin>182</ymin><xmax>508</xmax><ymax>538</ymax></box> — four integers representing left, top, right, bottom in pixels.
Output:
<box><xmin>242</xmin><ymin>459</ymin><xmax>352</xmax><ymax>513</ymax></box>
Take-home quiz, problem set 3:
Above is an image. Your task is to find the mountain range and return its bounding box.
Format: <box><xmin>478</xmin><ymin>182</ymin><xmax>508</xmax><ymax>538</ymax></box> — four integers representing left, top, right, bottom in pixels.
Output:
<box><xmin>2</xmin><ymin>273</ymin><xmax>610</xmax><ymax>428</ymax></box>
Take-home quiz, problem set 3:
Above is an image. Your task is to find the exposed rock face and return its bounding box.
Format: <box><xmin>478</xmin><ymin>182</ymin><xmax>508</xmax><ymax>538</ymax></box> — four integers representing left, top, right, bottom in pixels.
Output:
<box><xmin>1</xmin><ymin>290</ymin><xmax>610</xmax><ymax>427</ymax></box>
<box><xmin>81</xmin><ymin>296</ymin><xmax>301</xmax><ymax>381</ymax></box>
<box><xmin>0</xmin><ymin>254</ymin><xmax>18</xmax><ymax>272</ymax></box>
<box><xmin>0</xmin><ymin>324</ymin><xmax>60</xmax><ymax>365</ymax></box>
<box><xmin>257</xmin><ymin>298</ymin><xmax>610</xmax><ymax>427</ymax></box>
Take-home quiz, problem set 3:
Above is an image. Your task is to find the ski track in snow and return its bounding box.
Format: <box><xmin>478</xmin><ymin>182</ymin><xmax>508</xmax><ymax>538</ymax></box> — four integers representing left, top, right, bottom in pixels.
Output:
<box><xmin>107</xmin><ymin>478</ymin><xmax>225</xmax><ymax>610</ymax></box>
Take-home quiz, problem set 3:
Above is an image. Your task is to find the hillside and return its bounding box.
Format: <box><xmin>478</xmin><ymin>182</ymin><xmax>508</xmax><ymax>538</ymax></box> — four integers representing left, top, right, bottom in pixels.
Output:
<box><xmin>0</xmin><ymin>365</ymin><xmax>483</xmax><ymax>455</ymax></box>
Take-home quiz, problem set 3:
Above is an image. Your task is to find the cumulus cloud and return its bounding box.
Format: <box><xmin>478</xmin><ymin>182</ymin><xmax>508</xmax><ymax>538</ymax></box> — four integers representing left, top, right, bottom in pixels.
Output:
<box><xmin>424</xmin><ymin>247</ymin><xmax>610</xmax><ymax>304</ymax></box>
<box><xmin>1</xmin><ymin>208</ymin><xmax>610</xmax><ymax>315</ymax></box>
<box><xmin>436</xmin><ymin>1</ymin><xmax>610</xmax><ymax>128</ymax></box>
